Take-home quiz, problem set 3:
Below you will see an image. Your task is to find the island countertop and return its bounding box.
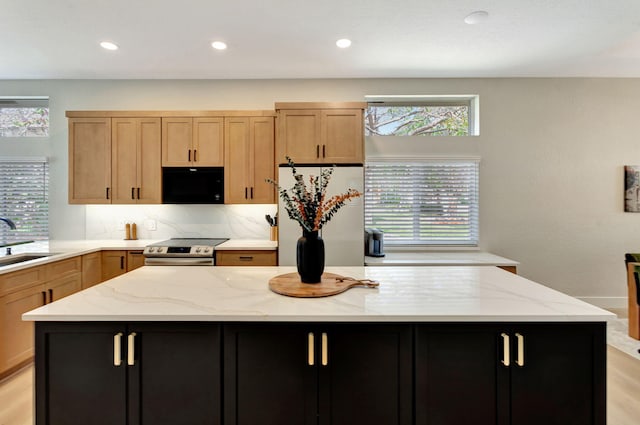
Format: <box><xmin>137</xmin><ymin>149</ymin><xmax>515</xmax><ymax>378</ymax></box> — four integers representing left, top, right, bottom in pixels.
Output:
<box><xmin>22</xmin><ymin>265</ymin><xmax>613</xmax><ymax>323</ymax></box>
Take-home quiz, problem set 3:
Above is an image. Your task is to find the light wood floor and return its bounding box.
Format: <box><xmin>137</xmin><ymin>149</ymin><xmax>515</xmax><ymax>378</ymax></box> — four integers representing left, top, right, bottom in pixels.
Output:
<box><xmin>1</xmin><ymin>339</ymin><xmax>639</xmax><ymax>424</ymax></box>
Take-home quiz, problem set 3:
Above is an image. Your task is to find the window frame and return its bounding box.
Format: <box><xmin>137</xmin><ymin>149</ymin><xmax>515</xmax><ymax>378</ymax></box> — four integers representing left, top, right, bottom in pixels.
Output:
<box><xmin>0</xmin><ymin>96</ymin><xmax>50</xmax><ymax>138</ymax></box>
<box><xmin>364</xmin><ymin>156</ymin><xmax>480</xmax><ymax>248</ymax></box>
<box><xmin>364</xmin><ymin>95</ymin><xmax>479</xmax><ymax>136</ymax></box>
<box><xmin>0</xmin><ymin>157</ymin><xmax>49</xmax><ymax>244</ymax></box>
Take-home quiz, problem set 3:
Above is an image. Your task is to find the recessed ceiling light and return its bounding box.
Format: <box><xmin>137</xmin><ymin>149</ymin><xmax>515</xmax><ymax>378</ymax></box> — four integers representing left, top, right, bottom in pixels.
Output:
<box><xmin>99</xmin><ymin>41</ymin><xmax>119</xmax><ymax>51</ymax></box>
<box><xmin>211</xmin><ymin>41</ymin><xmax>227</xmax><ymax>50</ymax></box>
<box><xmin>464</xmin><ymin>10</ymin><xmax>489</xmax><ymax>25</ymax></box>
<box><xmin>336</xmin><ymin>39</ymin><xmax>352</xmax><ymax>48</ymax></box>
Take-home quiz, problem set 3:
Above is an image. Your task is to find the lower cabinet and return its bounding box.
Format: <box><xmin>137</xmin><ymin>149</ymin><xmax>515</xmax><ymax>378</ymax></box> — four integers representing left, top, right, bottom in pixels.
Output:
<box><xmin>35</xmin><ymin>322</ymin><xmax>221</xmax><ymax>425</ymax></box>
<box><xmin>33</xmin><ymin>321</ymin><xmax>605</xmax><ymax>425</ymax></box>
<box><xmin>415</xmin><ymin>323</ymin><xmax>606</xmax><ymax>425</ymax></box>
<box><xmin>223</xmin><ymin>323</ymin><xmax>412</xmax><ymax>425</ymax></box>
<box><xmin>101</xmin><ymin>250</ymin><xmax>128</xmax><ymax>280</ymax></box>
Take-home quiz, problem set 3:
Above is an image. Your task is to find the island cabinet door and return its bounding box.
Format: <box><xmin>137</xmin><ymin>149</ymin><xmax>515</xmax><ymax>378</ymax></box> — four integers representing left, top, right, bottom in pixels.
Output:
<box><xmin>415</xmin><ymin>324</ymin><xmax>509</xmax><ymax>425</ymax></box>
<box><xmin>35</xmin><ymin>323</ymin><xmax>128</xmax><ymax>425</ymax></box>
<box><xmin>317</xmin><ymin>324</ymin><xmax>413</xmax><ymax>425</ymax></box>
<box><xmin>223</xmin><ymin>324</ymin><xmax>318</xmax><ymax>425</ymax></box>
<box><xmin>508</xmin><ymin>323</ymin><xmax>606</xmax><ymax>425</ymax></box>
<box><xmin>127</xmin><ymin>323</ymin><xmax>221</xmax><ymax>425</ymax></box>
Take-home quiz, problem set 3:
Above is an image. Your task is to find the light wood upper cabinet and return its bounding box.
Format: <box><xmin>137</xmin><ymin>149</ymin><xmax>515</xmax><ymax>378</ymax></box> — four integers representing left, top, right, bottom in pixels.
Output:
<box><xmin>68</xmin><ymin>118</ymin><xmax>112</xmax><ymax>204</ymax></box>
<box><xmin>276</xmin><ymin>102</ymin><xmax>365</xmax><ymax>165</ymax></box>
<box><xmin>162</xmin><ymin>117</ymin><xmax>224</xmax><ymax>166</ymax></box>
<box><xmin>225</xmin><ymin>116</ymin><xmax>275</xmax><ymax>204</ymax></box>
<box><xmin>112</xmin><ymin>118</ymin><xmax>161</xmax><ymax>204</ymax></box>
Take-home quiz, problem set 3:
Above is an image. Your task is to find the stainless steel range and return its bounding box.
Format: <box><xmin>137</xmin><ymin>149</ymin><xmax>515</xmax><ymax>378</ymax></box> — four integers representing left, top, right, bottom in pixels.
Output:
<box><xmin>143</xmin><ymin>238</ymin><xmax>229</xmax><ymax>266</ymax></box>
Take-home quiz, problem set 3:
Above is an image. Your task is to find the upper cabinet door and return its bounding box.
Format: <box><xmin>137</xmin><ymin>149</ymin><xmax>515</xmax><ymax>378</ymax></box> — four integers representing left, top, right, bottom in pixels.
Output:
<box><xmin>136</xmin><ymin>118</ymin><xmax>162</xmax><ymax>203</ymax></box>
<box><xmin>68</xmin><ymin>118</ymin><xmax>112</xmax><ymax>204</ymax></box>
<box><xmin>111</xmin><ymin>118</ymin><xmax>139</xmax><ymax>204</ymax></box>
<box><xmin>277</xmin><ymin>110</ymin><xmax>321</xmax><ymax>164</ymax></box>
<box><xmin>321</xmin><ymin>109</ymin><xmax>363</xmax><ymax>164</ymax></box>
<box><xmin>161</xmin><ymin>118</ymin><xmax>193</xmax><ymax>166</ymax></box>
<box><xmin>194</xmin><ymin>118</ymin><xmax>224</xmax><ymax>166</ymax></box>
<box><xmin>224</xmin><ymin>117</ymin><xmax>251</xmax><ymax>204</ymax></box>
<box><xmin>249</xmin><ymin>117</ymin><xmax>275</xmax><ymax>204</ymax></box>
<box><xmin>112</xmin><ymin>118</ymin><xmax>161</xmax><ymax>204</ymax></box>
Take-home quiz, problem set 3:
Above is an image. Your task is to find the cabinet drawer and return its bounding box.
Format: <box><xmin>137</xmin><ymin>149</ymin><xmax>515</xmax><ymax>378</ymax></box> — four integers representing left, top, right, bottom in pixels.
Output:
<box><xmin>46</xmin><ymin>256</ymin><xmax>82</xmax><ymax>281</ymax></box>
<box><xmin>0</xmin><ymin>266</ymin><xmax>47</xmax><ymax>297</ymax></box>
<box><xmin>216</xmin><ymin>251</ymin><xmax>277</xmax><ymax>266</ymax></box>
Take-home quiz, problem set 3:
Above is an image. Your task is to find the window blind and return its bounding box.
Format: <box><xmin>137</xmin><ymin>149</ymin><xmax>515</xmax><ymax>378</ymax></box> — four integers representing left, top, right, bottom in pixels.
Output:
<box><xmin>364</xmin><ymin>159</ymin><xmax>479</xmax><ymax>246</ymax></box>
<box><xmin>0</xmin><ymin>158</ymin><xmax>49</xmax><ymax>243</ymax></box>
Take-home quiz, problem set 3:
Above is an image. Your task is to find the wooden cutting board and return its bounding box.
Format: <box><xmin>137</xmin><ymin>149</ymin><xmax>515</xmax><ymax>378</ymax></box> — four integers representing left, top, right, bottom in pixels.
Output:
<box><xmin>268</xmin><ymin>272</ymin><xmax>379</xmax><ymax>298</ymax></box>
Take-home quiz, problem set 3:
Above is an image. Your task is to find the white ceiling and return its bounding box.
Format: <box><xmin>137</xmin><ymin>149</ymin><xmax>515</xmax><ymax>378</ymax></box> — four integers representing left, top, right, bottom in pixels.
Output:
<box><xmin>3</xmin><ymin>0</ymin><xmax>640</xmax><ymax>79</ymax></box>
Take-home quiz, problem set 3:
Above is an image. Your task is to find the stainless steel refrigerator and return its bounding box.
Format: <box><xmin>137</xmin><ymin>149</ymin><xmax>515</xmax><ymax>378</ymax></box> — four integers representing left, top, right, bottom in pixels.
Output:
<box><xmin>277</xmin><ymin>165</ymin><xmax>364</xmax><ymax>266</ymax></box>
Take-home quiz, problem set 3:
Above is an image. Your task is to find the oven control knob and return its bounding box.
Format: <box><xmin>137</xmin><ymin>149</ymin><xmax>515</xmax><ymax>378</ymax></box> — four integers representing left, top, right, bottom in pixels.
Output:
<box><xmin>204</xmin><ymin>248</ymin><xmax>211</xmax><ymax>253</ymax></box>
<box><xmin>195</xmin><ymin>248</ymin><xmax>202</xmax><ymax>253</ymax></box>
<box><xmin>148</xmin><ymin>247</ymin><xmax>155</xmax><ymax>253</ymax></box>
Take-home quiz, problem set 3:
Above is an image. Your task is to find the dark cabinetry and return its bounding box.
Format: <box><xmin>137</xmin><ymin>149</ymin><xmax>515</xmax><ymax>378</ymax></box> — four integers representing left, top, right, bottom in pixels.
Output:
<box><xmin>415</xmin><ymin>323</ymin><xmax>606</xmax><ymax>425</ymax></box>
<box><xmin>223</xmin><ymin>323</ymin><xmax>412</xmax><ymax>425</ymax></box>
<box><xmin>35</xmin><ymin>322</ymin><xmax>221</xmax><ymax>425</ymax></box>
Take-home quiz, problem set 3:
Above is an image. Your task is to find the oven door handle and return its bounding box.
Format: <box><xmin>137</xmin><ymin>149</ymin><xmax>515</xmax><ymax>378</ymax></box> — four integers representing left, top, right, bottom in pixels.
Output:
<box><xmin>143</xmin><ymin>257</ymin><xmax>215</xmax><ymax>266</ymax></box>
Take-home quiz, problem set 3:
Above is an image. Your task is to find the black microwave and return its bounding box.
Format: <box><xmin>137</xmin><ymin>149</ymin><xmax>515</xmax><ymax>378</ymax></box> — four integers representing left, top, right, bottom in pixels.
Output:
<box><xmin>162</xmin><ymin>167</ymin><xmax>224</xmax><ymax>204</ymax></box>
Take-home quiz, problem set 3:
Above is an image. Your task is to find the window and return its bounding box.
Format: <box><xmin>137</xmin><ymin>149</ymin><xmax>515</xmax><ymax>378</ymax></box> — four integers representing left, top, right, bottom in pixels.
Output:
<box><xmin>0</xmin><ymin>97</ymin><xmax>49</xmax><ymax>137</ymax></box>
<box><xmin>364</xmin><ymin>158</ymin><xmax>479</xmax><ymax>246</ymax></box>
<box><xmin>0</xmin><ymin>158</ymin><xmax>49</xmax><ymax>244</ymax></box>
<box><xmin>364</xmin><ymin>96</ymin><xmax>478</xmax><ymax>136</ymax></box>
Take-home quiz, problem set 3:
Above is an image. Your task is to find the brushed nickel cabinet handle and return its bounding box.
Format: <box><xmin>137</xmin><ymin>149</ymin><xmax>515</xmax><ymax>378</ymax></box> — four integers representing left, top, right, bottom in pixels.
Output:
<box><xmin>501</xmin><ymin>333</ymin><xmax>510</xmax><ymax>367</ymax></box>
<box><xmin>321</xmin><ymin>332</ymin><xmax>328</xmax><ymax>366</ymax></box>
<box><xmin>114</xmin><ymin>333</ymin><xmax>123</xmax><ymax>366</ymax></box>
<box><xmin>308</xmin><ymin>332</ymin><xmax>315</xmax><ymax>366</ymax></box>
<box><xmin>515</xmin><ymin>333</ymin><xmax>525</xmax><ymax>367</ymax></box>
<box><xmin>127</xmin><ymin>332</ymin><xmax>137</xmax><ymax>366</ymax></box>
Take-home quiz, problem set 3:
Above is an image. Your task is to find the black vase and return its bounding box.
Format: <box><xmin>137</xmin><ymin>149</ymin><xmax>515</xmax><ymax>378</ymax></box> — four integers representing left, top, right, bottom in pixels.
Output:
<box><xmin>296</xmin><ymin>230</ymin><xmax>325</xmax><ymax>283</ymax></box>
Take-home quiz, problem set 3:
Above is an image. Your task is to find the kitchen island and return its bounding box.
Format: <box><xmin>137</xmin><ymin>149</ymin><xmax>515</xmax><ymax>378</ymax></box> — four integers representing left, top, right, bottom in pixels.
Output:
<box><xmin>23</xmin><ymin>266</ymin><xmax>613</xmax><ymax>425</ymax></box>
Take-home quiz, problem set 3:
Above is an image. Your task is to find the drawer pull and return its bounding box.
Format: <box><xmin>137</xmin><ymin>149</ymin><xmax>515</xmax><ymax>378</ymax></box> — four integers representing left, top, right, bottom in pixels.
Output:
<box><xmin>114</xmin><ymin>333</ymin><xmax>123</xmax><ymax>366</ymax></box>
<box><xmin>127</xmin><ymin>332</ymin><xmax>137</xmax><ymax>366</ymax></box>
<box><xmin>239</xmin><ymin>256</ymin><xmax>254</xmax><ymax>261</ymax></box>
<box><xmin>501</xmin><ymin>333</ymin><xmax>510</xmax><ymax>367</ymax></box>
<box><xmin>321</xmin><ymin>332</ymin><xmax>328</xmax><ymax>366</ymax></box>
<box><xmin>308</xmin><ymin>332</ymin><xmax>314</xmax><ymax>366</ymax></box>
<box><xmin>515</xmin><ymin>333</ymin><xmax>525</xmax><ymax>367</ymax></box>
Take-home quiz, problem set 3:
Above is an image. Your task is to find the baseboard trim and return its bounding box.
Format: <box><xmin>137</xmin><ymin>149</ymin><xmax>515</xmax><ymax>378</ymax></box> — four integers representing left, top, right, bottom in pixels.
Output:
<box><xmin>576</xmin><ymin>296</ymin><xmax>627</xmax><ymax>309</ymax></box>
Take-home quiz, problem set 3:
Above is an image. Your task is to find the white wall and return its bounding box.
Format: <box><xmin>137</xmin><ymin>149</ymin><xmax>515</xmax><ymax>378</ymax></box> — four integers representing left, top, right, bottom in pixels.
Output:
<box><xmin>0</xmin><ymin>78</ymin><xmax>638</xmax><ymax>304</ymax></box>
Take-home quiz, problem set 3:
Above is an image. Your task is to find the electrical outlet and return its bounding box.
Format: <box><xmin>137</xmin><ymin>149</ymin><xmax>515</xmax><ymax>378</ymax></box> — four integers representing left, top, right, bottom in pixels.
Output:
<box><xmin>145</xmin><ymin>219</ymin><xmax>157</xmax><ymax>231</ymax></box>
<box><xmin>117</xmin><ymin>220</ymin><xmax>126</xmax><ymax>230</ymax></box>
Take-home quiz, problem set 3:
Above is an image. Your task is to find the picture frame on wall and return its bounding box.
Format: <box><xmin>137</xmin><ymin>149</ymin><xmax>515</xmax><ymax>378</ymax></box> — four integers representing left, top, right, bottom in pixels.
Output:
<box><xmin>625</xmin><ymin>165</ymin><xmax>640</xmax><ymax>212</ymax></box>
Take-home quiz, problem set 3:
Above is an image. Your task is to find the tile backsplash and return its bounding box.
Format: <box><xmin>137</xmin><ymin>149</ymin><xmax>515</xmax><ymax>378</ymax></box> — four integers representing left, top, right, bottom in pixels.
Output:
<box><xmin>85</xmin><ymin>204</ymin><xmax>278</xmax><ymax>240</ymax></box>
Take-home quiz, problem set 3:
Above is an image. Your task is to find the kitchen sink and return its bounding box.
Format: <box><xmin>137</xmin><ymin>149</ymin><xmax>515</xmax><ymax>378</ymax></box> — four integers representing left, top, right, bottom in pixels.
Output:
<box><xmin>0</xmin><ymin>253</ymin><xmax>56</xmax><ymax>267</ymax></box>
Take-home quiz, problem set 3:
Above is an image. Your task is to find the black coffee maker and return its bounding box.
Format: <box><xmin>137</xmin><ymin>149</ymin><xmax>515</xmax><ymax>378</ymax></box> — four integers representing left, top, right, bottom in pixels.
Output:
<box><xmin>365</xmin><ymin>228</ymin><xmax>385</xmax><ymax>257</ymax></box>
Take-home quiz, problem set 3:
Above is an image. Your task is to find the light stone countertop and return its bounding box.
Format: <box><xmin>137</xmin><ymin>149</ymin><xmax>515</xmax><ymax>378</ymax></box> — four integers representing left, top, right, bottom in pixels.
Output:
<box><xmin>0</xmin><ymin>239</ymin><xmax>275</xmax><ymax>275</ymax></box>
<box><xmin>364</xmin><ymin>251</ymin><xmax>519</xmax><ymax>267</ymax></box>
<box><xmin>22</xmin><ymin>265</ymin><xmax>614</xmax><ymax>323</ymax></box>
<box><xmin>215</xmin><ymin>240</ymin><xmax>277</xmax><ymax>250</ymax></box>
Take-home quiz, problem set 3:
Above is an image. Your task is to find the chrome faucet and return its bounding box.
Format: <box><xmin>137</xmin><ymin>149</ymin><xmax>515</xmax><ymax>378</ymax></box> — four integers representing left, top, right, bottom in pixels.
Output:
<box><xmin>0</xmin><ymin>217</ymin><xmax>17</xmax><ymax>230</ymax></box>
